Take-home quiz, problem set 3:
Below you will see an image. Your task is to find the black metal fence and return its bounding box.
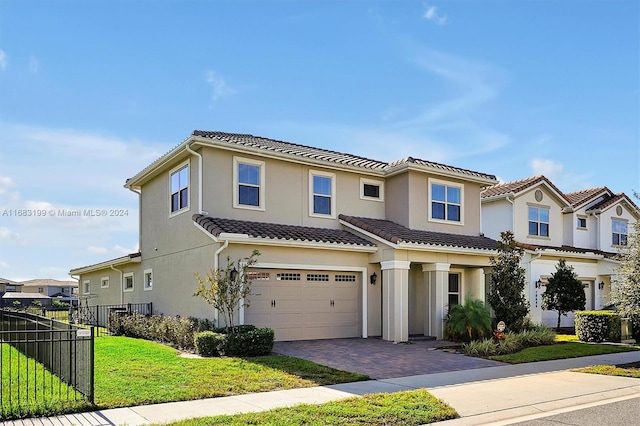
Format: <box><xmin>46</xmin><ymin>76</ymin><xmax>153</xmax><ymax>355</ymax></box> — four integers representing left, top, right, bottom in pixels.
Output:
<box><xmin>0</xmin><ymin>309</ymin><xmax>94</xmax><ymax>417</ymax></box>
<box><xmin>30</xmin><ymin>303</ymin><xmax>153</xmax><ymax>336</ymax></box>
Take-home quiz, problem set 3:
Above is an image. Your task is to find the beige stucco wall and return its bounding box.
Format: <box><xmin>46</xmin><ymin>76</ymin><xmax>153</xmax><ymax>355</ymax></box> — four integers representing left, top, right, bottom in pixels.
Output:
<box><xmin>481</xmin><ymin>198</ymin><xmax>513</xmax><ymax>241</ymax></box>
<box><xmin>513</xmin><ymin>187</ymin><xmax>565</xmax><ymax>247</ymax></box>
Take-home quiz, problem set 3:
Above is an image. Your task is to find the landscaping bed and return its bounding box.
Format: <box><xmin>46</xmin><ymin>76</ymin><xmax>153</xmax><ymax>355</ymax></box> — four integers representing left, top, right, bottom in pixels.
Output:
<box><xmin>574</xmin><ymin>361</ymin><xmax>640</xmax><ymax>378</ymax></box>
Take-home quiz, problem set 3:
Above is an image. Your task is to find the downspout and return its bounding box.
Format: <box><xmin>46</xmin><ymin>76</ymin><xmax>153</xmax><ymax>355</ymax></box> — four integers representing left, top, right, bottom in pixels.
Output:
<box><xmin>505</xmin><ymin>193</ymin><xmax>515</xmax><ymax>233</ymax></box>
<box><xmin>185</xmin><ymin>143</ymin><xmax>205</xmax><ymax>214</ymax></box>
<box><xmin>591</xmin><ymin>211</ymin><xmax>601</xmax><ymax>251</ymax></box>
<box><xmin>111</xmin><ymin>264</ymin><xmax>124</xmax><ymax>305</ymax></box>
<box><xmin>212</xmin><ymin>240</ymin><xmax>230</xmax><ymax>325</ymax></box>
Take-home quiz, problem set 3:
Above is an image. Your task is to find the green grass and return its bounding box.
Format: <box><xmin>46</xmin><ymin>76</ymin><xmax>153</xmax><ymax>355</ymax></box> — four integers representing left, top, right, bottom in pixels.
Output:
<box><xmin>1</xmin><ymin>344</ymin><xmax>92</xmax><ymax>420</ymax></box>
<box><xmin>574</xmin><ymin>361</ymin><xmax>640</xmax><ymax>378</ymax></box>
<box><xmin>490</xmin><ymin>341</ymin><xmax>638</xmax><ymax>364</ymax></box>
<box><xmin>154</xmin><ymin>389</ymin><xmax>458</xmax><ymax>426</ymax></box>
<box><xmin>94</xmin><ymin>336</ymin><xmax>369</xmax><ymax>408</ymax></box>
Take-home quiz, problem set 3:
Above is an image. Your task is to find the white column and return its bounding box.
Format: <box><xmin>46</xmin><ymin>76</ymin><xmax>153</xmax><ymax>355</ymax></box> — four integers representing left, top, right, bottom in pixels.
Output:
<box><xmin>381</xmin><ymin>260</ymin><xmax>411</xmax><ymax>343</ymax></box>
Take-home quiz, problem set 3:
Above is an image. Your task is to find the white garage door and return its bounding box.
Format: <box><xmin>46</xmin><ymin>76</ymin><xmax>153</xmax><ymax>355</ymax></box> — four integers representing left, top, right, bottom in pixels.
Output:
<box><xmin>244</xmin><ymin>269</ymin><xmax>361</xmax><ymax>341</ymax></box>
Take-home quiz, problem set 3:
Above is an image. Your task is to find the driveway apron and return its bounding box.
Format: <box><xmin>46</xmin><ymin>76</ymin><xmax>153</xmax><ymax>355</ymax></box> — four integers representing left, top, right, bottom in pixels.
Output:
<box><xmin>273</xmin><ymin>338</ymin><xmax>504</xmax><ymax>379</ymax></box>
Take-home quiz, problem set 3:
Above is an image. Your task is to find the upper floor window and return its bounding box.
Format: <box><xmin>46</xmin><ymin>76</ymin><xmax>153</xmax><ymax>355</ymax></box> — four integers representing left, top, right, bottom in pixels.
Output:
<box><xmin>309</xmin><ymin>170</ymin><xmax>336</xmax><ymax>218</ymax></box>
<box><xmin>170</xmin><ymin>163</ymin><xmax>189</xmax><ymax>214</ymax></box>
<box><xmin>612</xmin><ymin>220</ymin><xmax>628</xmax><ymax>246</ymax></box>
<box><xmin>430</xmin><ymin>181</ymin><xmax>461</xmax><ymax>222</ymax></box>
<box><xmin>360</xmin><ymin>178</ymin><xmax>384</xmax><ymax>202</ymax></box>
<box><xmin>528</xmin><ymin>206</ymin><xmax>549</xmax><ymax>237</ymax></box>
<box><xmin>101</xmin><ymin>277</ymin><xmax>110</xmax><ymax>288</ymax></box>
<box><xmin>38</xmin><ymin>287</ymin><xmax>44</xmax><ymax>294</ymax></box>
<box><xmin>233</xmin><ymin>157</ymin><xmax>265</xmax><ymax>210</ymax></box>
<box><xmin>577</xmin><ymin>217</ymin><xmax>587</xmax><ymax>229</ymax></box>
<box><xmin>83</xmin><ymin>280</ymin><xmax>90</xmax><ymax>295</ymax></box>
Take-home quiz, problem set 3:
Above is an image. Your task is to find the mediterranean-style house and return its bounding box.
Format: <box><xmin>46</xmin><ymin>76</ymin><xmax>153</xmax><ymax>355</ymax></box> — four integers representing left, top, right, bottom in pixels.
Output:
<box><xmin>0</xmin><ymin>277</ymin><xmax>22</xmax><ymax>296</ymax></box>
<box><xmin>71</xmin><ymin>131</ymin><xmax>501</xmax><ymax>342</ymax></box>
<box><xmin>481</xmin><ymin>176</ymin><xmax>639</xmax><ymax>327</ymax></box>
<box><xmin>20</xmin><ymin>279</ymin><xmax>79</xmax><ymax>306</ymax></box>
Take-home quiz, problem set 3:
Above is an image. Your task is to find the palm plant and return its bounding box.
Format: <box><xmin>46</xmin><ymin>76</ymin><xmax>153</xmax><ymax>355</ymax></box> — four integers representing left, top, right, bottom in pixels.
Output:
<box><xmin>446</xmin><ymin>295</ymin><xmax>492</xmax><ymax>342</ymax></box>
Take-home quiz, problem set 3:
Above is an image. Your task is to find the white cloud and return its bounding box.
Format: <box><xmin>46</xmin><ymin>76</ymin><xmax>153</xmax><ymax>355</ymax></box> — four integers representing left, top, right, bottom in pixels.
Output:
<box><xmin>29</xmin><ymin>56</ymin><xmax>39</xmax><ymax>74</ymax></box>
<box><xmin>530</xmin><ymin>158</ymin><xmax>564</xmax><ymax>180</ymax></box>
<box><xmin>205</xmin><ymin>70</ymin><xmax>235</xmax><ymax>103</ymax></box>
<box><xmin>0</xmin><ymin>227</ymin><xmax>19</xmax><ymax>240</ymax></box>
<box><xmin>0</xmin><ymin>175</ymin><xmax>14</xmax><ymax>195</ymax></box>
<box><xmin>423</xmin><ymin>6</ymin><xmax>447</xmax><ymax>25</ymax></box>
<box><xmin>0</xmin><ymin>261</ymin><xmax>8</xmax><ymax>269</ymax></box>
<box><xmin>0</xmin><ymin>49</ymin><xmax>6</xmax><ymax>70</ymax></box>
<box><xmin>87</xmin><ymin>246</ymin><xmax>108</xmax><ymax>254</ymax></box>
<box><xmin>113</xmin><ymin>244</ymin><xmax>138</xmax><ymax>255</ymax></box>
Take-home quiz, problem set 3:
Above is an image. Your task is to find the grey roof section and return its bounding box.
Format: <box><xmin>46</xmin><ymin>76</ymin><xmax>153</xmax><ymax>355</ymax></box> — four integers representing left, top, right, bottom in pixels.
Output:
<box><xmin>193</xmin><ymin>214</ymin><xmax>376</xmax><ymax>247</ymax></box>
<box><xmin>339</xmin><ymin>215</ymin><xmax>499</xmax><ymax>251</ymax></box>
<box><xmin>193</xmin><ymin>131</ymin><xmax>388</xmax><ymax>170</ymax></box>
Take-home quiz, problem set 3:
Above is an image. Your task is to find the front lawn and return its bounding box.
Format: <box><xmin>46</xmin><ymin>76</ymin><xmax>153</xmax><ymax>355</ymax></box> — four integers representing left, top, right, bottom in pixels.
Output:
<box><xmin>154</xmin><ymin>389</ymin><xmax>458</xmax><ymax>426</ymax></box>
<box><xmin>574</xmin><ymin>361</ymin><xmax>640</xmax><ymax>378</ymax></box>
<box><xmin>489</xmin><ymin>341</ymin><xmax>638</xmax><ymax>364</ymax></box>
<box><xmin>94</xmin><ymin>336</ymin><xmax>368</xmax><ymax>408</ymax></box>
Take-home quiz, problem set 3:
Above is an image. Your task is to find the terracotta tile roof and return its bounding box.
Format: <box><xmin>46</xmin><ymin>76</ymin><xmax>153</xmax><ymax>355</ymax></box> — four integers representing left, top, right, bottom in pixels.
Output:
<box><xmin>20</xmin><ymin>279</ymin><xmax>78</xmax><ymax>288</ymax></box>
<box><xmin>565</xmin><ymin>187</ymin><xmax>610</xmax><ymax>207</ymax></box>
<box><xmin>339</xmin><ymin>215</ymin><xmax>499</xmax><ymax>251</ymax></box>
<box><xmin>481</xmin><ymin>175</ymin><xmax>570</xmax><ymax>204</ymax></box>
<box><xmin>193</xmin><ymin>214</ymin><xmax>376</xmax><ymax>247</ymax></box>
<box><xmin>516</xmin><ymin>242</ymin><xmax>617</xmax><ymax>259</ymax></box>
<box><xmin>386</xmin><ymin>156</ymin><xmax>497</xmax><ymax>181</ymax></box>
<box><xmin>193</xmin><ymin>131</ymin><xmax>388</xmax><ymax>170</ymax></box>
<box><xmin>587</xmin><ymin>193</ymin><xmax>640</xmax><ymax>214</ymax></box>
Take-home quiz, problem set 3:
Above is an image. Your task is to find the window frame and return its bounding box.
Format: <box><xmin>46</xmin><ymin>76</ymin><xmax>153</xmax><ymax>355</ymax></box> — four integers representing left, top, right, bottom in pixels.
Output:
<box><xmin>143</xmin><ymin>269</ymin><xmax>153</xmax><ymax>291</ymax></box>
<box><xmin>169</xmin><ymin>160</ymin><xmax>190</xmax><ymax>217</ymax></box>
<box><xmin>359</xmin><ymin>177</ymin><xmax>384</xmax><ymax>202</ymax></box>
<box><xmin>83</xmin><ymin>280</ymin><xmax>90</xmax><ymax>295</ymax></box>
<box><xmin>428</xmin><ymin>178</ymin><xmax>464</xmax><ymax>225</ymax></box>
<box><xmin>612</xmin><ymin>219</ymin><xmax>628</xmax><ymax>246</ymax></box>
<box><xmin>123</xmin><ymin>272</ymin><xmax>135</xmax><ymax>292</ymax></box>
<box><xmin>528</xmin><ymin>205</ymin><xmax>550</xmax><ymax>238</ymax></box>
<box><xmin>577</xmin><ymin>216</ymin><xmax>587</xmax><ymax>230</ymax></box>
<box><xmin>447</xmin><ymin>272</ymin><xmax>461</xmax><ymax>310</ymax></box>
<box><xmin>309</xmin><ymin>170</ymin><xmax>336</xmax><ymax>219</ymax></box>
<box><xmin>101</xmin><ymin>276</ymin><xmax>110</xmax><ymax>289</ymax></box>
<box><xmin>233</xmin><ymin>156</ymin><xmax>266</xmax><ymax>211</ymax></box>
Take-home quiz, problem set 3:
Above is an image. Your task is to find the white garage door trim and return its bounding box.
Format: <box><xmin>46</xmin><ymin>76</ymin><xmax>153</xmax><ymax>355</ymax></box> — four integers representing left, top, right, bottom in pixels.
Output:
<box><xmin>241</xmin><ymin>262</ymin><xmax>369</xmax><ymax>338</ymax></box>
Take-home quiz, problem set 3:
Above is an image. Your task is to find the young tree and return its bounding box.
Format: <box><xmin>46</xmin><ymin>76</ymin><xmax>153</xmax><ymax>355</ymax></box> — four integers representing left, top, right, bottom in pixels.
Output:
<box><xmin>610</xmin><ymin>193</ymin><xmax>640</xmax><ymax>340</ymax></box>
<box><xmin>446</xmin><ymin>295</ymin><xmax>492</xmax><ymax>342</ymax></box>
<box><xmin>542</xmin><ymin>259</ymin><xmax>586</xmax><ymax>331</ymax></box>
<box><xmin>194</xmin><ymin>250</ymin><xmax>260</xmax><ymax>334</ymax></box>
<box><xmin>488</xmin><ymin>231</ymin><xmax>529</xmax><ymax>330</ymax></box>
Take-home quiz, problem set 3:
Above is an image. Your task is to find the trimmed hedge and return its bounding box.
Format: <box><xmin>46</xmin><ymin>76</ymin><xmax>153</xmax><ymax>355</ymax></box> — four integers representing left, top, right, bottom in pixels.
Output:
<box><xmin>194</xmin><ymin>331</ymin><xmax>226</xmax><ymax>357</ymax></box>
<box><xmin>575</xmin><ymin>311</ymin><xmax>621</xmax><ymax>343</ymax></box>
<box><xmin>108</xmin><ymin>312</ymin><xmax>216</xmax><ymax>350</ymax></box>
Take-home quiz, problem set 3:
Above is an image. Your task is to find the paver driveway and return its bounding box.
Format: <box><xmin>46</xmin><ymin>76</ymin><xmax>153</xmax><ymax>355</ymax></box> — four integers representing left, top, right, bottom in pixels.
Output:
<box><xmin>273</xmin><ymin>338</ymin><xmax>504</xmax><ymax>379</ymax></box>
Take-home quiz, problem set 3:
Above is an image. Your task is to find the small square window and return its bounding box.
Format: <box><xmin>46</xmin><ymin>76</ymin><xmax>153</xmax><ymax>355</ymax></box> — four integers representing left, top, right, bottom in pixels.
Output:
<box><xmin>360</xmin><ymin>178</ymin><xmax>384</xmax><ymax>201</ymax></box>
<box><xmin>123</xmin><ymin>273</ymin><xmax>134</xmax><ymax>292</ymax></box>
<box><xmin>101</xmin><ymin>277</ymin><xmax>110</xmax><ymax>288</ymax></box>
<box><xmin>577</xmin><ymin>217</ymin><xmax>587</xmax><ymax>229</ymax></box>
<box><xmin>83</xmin><ymin>280</ymin><xmax>90</xmax><ymax>295</ymax></box>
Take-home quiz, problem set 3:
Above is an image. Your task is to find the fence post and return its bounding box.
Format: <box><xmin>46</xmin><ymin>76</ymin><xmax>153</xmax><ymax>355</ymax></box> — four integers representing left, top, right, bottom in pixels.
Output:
<box><xmin>89</xmin><ymin>326</ymin><xmax>95</xmax><ymax>403</ymax></box>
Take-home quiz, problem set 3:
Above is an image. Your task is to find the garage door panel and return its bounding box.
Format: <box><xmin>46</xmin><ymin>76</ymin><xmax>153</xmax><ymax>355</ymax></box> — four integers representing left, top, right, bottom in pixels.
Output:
<box><xmin>244</xmin><ymin>269</ymin><xmax>361</xmax><ymax>341</ymax></box>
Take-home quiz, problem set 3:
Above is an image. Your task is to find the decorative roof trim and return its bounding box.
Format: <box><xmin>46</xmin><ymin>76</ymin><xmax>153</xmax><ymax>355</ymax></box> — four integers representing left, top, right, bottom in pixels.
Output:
<box><xmin>69</xmin><ymin>253</ymin><xmax>142</xmax><ymax>275</ymax></box>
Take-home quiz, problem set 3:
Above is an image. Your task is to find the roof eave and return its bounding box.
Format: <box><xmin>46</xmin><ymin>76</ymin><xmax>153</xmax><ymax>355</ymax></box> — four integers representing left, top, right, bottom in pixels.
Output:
<box><xmin>221</xmin><ymin>235</ymin><xmax>378</xmax><ymax>253</ymax></box>
<box><xmin>69</xmin><ymin>254</ymin><xmax>142</xmax><ymax>276</ymax></box>
<box><xmin>385</xmin><ymin>162</ymin><xmax>497</xmax><ymax>185</ymax></box>
<box><xmin>395</xmin><ymin>242</ymin><xmax>497</xmax><ymax>256</ymax></box>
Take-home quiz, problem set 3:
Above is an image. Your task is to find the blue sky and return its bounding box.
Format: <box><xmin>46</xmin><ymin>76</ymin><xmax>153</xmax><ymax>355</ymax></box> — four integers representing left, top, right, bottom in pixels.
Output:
<box><xmin>0</xmin><ymin>1</ymin><xmax>638</xmax><ymax>281</ymax></box>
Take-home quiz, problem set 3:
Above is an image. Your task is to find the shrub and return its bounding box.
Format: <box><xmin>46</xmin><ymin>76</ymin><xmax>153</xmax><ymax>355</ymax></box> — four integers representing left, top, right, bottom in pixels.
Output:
<box><xmin>446</xmin><ymin>296</ymin><xmax>492</xmax><ymax>342</ymax></box>
<box><xmin>51</xmin><ymin>300</ymin><xmax>70</xmax><ymax>308</ymax></box>
<box><xmin>223</xmin><ymin>327</ymin><xmax>275</xmax><ymax>357</ymax></box>
<box><xmin>194</xmin><ymin>331</ymin><xmax>225</xmax><ymax>357</ymax></box>
<box><xmin>575</xmin><ymin>311</ymin><xmax>622</xmax><ymax>343</ymax></box>
<box><xmin>462</xmin><ymin>326</ymin><xmax>556</xmax><ymax>357</ymax></box>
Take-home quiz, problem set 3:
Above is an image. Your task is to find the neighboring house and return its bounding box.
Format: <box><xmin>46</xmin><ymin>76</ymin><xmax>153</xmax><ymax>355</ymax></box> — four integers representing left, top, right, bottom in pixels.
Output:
<box><xmin>71</xmin><ymin>130</ymin><xmax>500</xmax><ymax>342</ymax></box>
<box><xmin>1</xmin><ymin>292</ymin><xmax>52</xmax><ymax>308</ymax></box>
<box><xmin>481</xmin><ymin>176</ymin><xmax>640</xmax><ymax>327</ymax></box>
<box><xmin>0</xmin><ymin>277</ymin><xmax>23</xmax><ymax>297</ymax></box>
<box><xmin>20</xmin><ymin>279</ymin><xmax>79</xmax><ymax>306</ymax></box>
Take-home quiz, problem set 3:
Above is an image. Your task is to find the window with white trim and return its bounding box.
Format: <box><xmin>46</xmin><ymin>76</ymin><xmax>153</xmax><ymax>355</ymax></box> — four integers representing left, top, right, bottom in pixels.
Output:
<box><xmin>38</xmin><ymin>287</ymin><xmax>44</xmax><ymax>294</ymax></box>
<box><xmin>577</xmin><ymin>217</ymin><xmax>587</xmax><ymax>229</ymax></box>
<box><xmin>123</xmin><ymin>272</ymin><xmax>134</xmax><ymax>292</ymax></box>
<box><xmin>360</xmin><ymin>178</ymin><xmax>384</xmax><ymax>201</ymax></box>
<box><xmin>309</xmin><ymin>170</ymin><xmax>336</xmax><ymax>217</ymax></box>
<box><xmin>83</xmin><ymin>280</ymin><xmax>90</xmax><ymax>295</ymax></box>
<box><xmin>101</xmin><ymin>277</ymin><xmax>110</xmax><ymax>288</ymax></box>
<box><xmin>144</xmin><ymin>269</ymin><xmax>153</xmax><ymax>291</ymax></box>
<box><xmin>233</xmin><ymin>157</ymin><xmax>265</xmax><ymax>210</ymax></box>
<box><xmin>170</xmin><ymin>163</ymin><xmax>189</xmax><ymax>214</ymax></box>
<box><xmin>528</xmin><ymin>206</ymin><xmax>549</xmax><ymax>237</ymax></box>
<box><xmin>430</xmin><ymin>180</ymin><xmax>462</xmax><ymax>223</ymax></box>
<box><xmin>612</xmin><ymin>220</ymin><xmax>628</xmax><ymax>246</ymax></box>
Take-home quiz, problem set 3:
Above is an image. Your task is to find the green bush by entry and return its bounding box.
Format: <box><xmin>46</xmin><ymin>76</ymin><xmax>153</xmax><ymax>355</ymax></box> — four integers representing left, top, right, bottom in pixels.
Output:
<box><xmin>194</xmin><ymin>331</ymin><xmax>226</xmax><ymax>357</ymax></box>
<box><xmin>194</xmin><ymin>327</ymin><xmax>275</xmax><ymax>357</ymax></box>
<box><xmin>463</xmin><ymin>326</ymin><xmax>556</xmax><ymax>357</ymax></box>
<box><xmin>575</xmin><ymin>311</ymin><xmax>621</xmax><ymax>343</ymax></box>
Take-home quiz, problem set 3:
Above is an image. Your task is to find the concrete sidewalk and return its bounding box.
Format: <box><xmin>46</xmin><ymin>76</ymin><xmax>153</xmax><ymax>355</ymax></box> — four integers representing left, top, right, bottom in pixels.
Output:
<box><xmin>3</xmin><ymin>351</ymin><xmax>640</xmax><ymax>426</ymax></box>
